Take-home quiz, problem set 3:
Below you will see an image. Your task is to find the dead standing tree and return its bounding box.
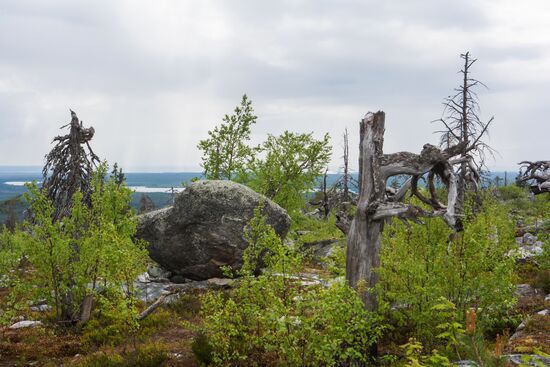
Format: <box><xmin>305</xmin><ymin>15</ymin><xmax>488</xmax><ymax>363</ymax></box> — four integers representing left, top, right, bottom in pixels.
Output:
<box><xmin>517</xmin><ymin>161</ymin><xmax>550</xmax><ymax>194</ymax></box>
<box><xmin>42</xmin><ymin>110</ymin><xmax>99</xmax><ymax>220</ymax></box>
<box><xmin>346</xmin><ymin>111</ymin><xmax>467</xmax><ymax>312</ymax></box>
<box><xmin>436</xmin><ymin>52</ymin><xmax>494</xmax><ymax>218</ymax></box>
<box><xmin>41</xmin><ymin>110</ymin><xmax>99</xmax><ymax>322</ymax></box>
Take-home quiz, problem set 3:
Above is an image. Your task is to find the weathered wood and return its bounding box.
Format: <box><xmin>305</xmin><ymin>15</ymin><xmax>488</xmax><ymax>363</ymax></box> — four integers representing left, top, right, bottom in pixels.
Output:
<box><xmin>138</xmin><ymin>292</ymin><xmax>176</xmax><ymax>320</ymax></box>
<box><xmin>346</xmin><ymin>112</ymin><xmax>386</xmax><ymax>311</ymax></box>
<box><xmin>346</xmin><ymin>111</ymin><xmax>464</xmax><ymax>314</ymax></box>
<box><xmin>78</xmin><ymin>295</ymin><xmax>93</xmax><ymax>326</ymax></box>
<box><xmin>42</xmin><ymin>110</ymin><xmax>99</xmax><ymax>220</ymax></box>
<box><xmin>518</xmin><ymin>160</ymin><xmax>550</xmax><ymax>194</ymax></box>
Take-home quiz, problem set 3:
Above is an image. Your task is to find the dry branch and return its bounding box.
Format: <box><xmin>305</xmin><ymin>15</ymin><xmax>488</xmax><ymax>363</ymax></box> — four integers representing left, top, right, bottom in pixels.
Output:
<box><xmin>517</xmin><ymin>160</ymin><xmax>550</xmax><ymax>194</ymax></box>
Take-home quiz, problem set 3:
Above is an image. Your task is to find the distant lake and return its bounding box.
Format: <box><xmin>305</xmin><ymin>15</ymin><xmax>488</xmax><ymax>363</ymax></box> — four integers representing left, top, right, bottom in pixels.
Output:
<box><xmin>0</xmin><ymin>166</ymin><xmax>518</xmax><ymax>203</ymax></box>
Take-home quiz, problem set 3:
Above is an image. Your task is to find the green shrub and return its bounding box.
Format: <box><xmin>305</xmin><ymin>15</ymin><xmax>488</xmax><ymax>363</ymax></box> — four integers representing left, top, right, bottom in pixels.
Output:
<box><xmin>75</xmin><ymin>352</ymin><xmax>125</xmax><ymax>367</ymax></box>
<box><xmin>124</xmin><ymin>342</ymin><xmax>170</xmax><ymax>367</ymax></box>
<box><xmin>1</xmin><ymin>163</ymin><xmax>148</xmax><ymax>329</ymax></box>
<box><xmin>76</xmin><ymin>343</ymin><xmax>169</xmax><ymax>367</ymax></box>
<box><xmin>497</xmin><ymin>185</ymin><xmax>529</xmax><ymax>201</ymax></box>
<box><xmin>196</xmin><ymin>208</ymin><xmax>383</xmax><ymax>366</ymax></box>
<box><xmin>379</xmin><ymin>195</ymin><xmax>517</xmax><ymax>347</ymax></box>
<box><xmin>192</xmin><ymin>331</ymin><xmax>214</xmax><ymax>366</ymax></box>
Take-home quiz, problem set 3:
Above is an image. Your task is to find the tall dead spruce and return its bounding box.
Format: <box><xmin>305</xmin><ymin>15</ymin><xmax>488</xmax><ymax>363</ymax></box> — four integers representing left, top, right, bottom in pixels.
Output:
<box><xmin>42</xmin><ymin>110</ymin><xmax>99</xmax><ymax>220</ymax></box>
<box><xmin>436</xmin><ymin>52</ymin><xmax>494</xmax><ymax>218</ymax></box>
<box><xmin>517</xmin><ymin>160</ymin><xmax>550</xmax><ymax>194</ymax></box>
<box><xmin>346</xmin><ymin>111</ymin><xmax>474</xmax><ymax>312</ymax></box>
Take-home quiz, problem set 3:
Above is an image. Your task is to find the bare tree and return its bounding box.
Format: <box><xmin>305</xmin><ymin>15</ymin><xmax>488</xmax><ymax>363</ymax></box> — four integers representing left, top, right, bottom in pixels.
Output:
<box><xmin>342</xmin><ymin>129</ymin><xmax>350</xmax><ymax>201</ymax></box>
<box><xmin>436</xmin><ymin>52</ymin><xmax>494</xmax><ymax>217</ymax></box>
<box><xmin>347</xmin><ymin>111</ymin><xmax>471</xmax><ymax>314</ymax></box>
<box><xmin>42</xmin><ymin>110</ymin><xmax>99</xmax><ymax>220</ymax></box>
<box><xmin>517</xmin><ymin>160</ymin><xmax>550</xmax><ymax>194</ymax></box>
<box><xmin>321</xmin><ymin>169</ymin><xmax>330</xmax><ymax>220</ymax></box>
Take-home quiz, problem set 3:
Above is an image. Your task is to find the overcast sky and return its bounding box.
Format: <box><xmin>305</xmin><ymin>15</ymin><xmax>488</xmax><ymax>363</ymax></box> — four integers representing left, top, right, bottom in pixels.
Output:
<box><xmin>0</xmin><ymin>0</ymin><xmax>548</xmax><ymax>172</ymax></box>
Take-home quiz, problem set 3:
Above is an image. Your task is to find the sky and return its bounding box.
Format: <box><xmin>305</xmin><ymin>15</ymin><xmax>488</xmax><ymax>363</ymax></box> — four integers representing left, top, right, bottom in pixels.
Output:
<box><xmin>0</xmin><ymin>0</ymin><xmax>549</xmax><ymax>172</ymax></box>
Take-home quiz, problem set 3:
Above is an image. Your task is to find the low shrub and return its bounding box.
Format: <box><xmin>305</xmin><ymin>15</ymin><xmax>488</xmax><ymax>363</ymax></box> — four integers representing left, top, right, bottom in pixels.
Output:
<box><xmin>195</xmin><ymin>208</ymin><xmax>384</xmax><ymax>366</ymax></box>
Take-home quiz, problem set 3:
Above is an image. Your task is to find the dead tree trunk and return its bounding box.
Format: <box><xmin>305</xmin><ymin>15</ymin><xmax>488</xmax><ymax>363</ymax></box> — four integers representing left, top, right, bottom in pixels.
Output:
<box><xmin>437</xmin><ymin>52</ymin><xmax>494</xmax><ymax>219</ymax></box>
<box><xmin>343</xmin><ymin>128</ymin><xmax>350</xmax><ymax>201</ymax></box>
<box><xmin>345</xmin><ymin>112</ymin><xmax>386</xmax><ymax>312</ymax></box>
<box><xmin>321</xmin><ymin>169</ymin><xmax>330</xmax><ymax>220</ymax></box>
<box><xmin>346</xmin><ymin>111</ymin><xmax>465</xmax><ymax>313</ymax></box>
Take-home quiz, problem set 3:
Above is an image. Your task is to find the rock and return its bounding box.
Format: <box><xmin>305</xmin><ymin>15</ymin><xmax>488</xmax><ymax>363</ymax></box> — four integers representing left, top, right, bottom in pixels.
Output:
<box><xmin>137</xmin><ymin>272</ymin><xmax>150</xmax><ymax>283</ymax></box>
<box><xmin>206</xmin><ymin>278</ymin><xmax>234</xmax><ymax>288</ymax></box>
<box><xmin>516</xmin><ymin>284</ymin><xmax>540</xmax><ymax>301</ymax></box>
<box><xmin>523</xmin><ymin>233</ymin><xmax>538</xmax><ymax>245</ymax></box>
<box><xmin>137</xmin><ymin>180</ymin><xmax>291</xmax><ymax>280</ymax></box>
<box><xmin>504</xmin><ymin>354</ymin><xmax>550</xmax><ymax>366</ymax></box>
<box><xmin>9</xmin><ymin>320</ymin><xmax>42</xmax><ymax>329</ymax></box>
<box><xmin>134</xmin><ymin>281</ymin><xmax>168</xmax><ymax>303</ymax></box>
<box><xmin>300</xmin><ymin>238</ymin><xmax>341</xmax><ymax>261</ymax></box>
<box><xmin>536</xmin><ymin>309</ymin><xmax>549</xmax><ymax>316</ymax></box>
<box><xmin>147</xmin><ymin>263</ymin><xmax>172</xmax><ymax>280</ymax></box>
<box><xmin>511</xmin><ymin>237</ymin><xmax>544</xmax><ymax>262</ymax></box>
<box><xmin>30</xmin><ymin>304</ymin><xmax>51</xmax><ymax>312</ymax></box>
<box><xmin>545</xmin><ymin>294</ymin><xmax>550</xmax><ymax>302</ymax></box>
<box><xmin>453</xmin><ymin>361</ymin><xmax>478</xmax><ymax>367</ymax></box>
<box><xmin>170</xmin><ymin>275</ymin><xmax>191</xmax><ymax>284</ymax></box>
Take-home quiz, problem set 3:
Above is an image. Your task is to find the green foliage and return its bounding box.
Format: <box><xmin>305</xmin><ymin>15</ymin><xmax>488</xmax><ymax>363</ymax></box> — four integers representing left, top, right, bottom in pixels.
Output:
<box><xmin>516</xmin><ymin>349</ymin><xmax>550</xmax><ymax>367</ymax></box>
<box><xmin>1</xmin><ymin>163</ymin><xmax>148</xmax><ymax>329</ymax></box>
<box><xmin>192</xmin><ymin>331</ymin><xmax>214</xmax><ymax>366</ymax></box>
<box><xmin>248</xmin><ymin>131</ymin><xmax>332</xmax><ymax>213</ymax></box>
<box><xmin>379</xmin><ymin>194</ymin><xmax>517</xmax><ymax>347</ymax></box>
<box><xmin>291</xmin><ymin>212</ymin><xmax>345</xmax><ymax>243</ymax></box>
<box><xmin>198</xmin><ymin>94</ymin><xmax>257</xmax><ymax>181</ymax></box>
<box><xmin>401</xmin><ymin>338</ymin><xmax>451</xmax><ymax>367</ymax></box>
<box><xmin>75</xmin><ymin>342</ymin><xmax>169</xmax><ymax>367</ymax></box>
<box><xmin>195</xmin><ymin>208</ymin><xmax>383</xmax><ymax>366</ymax></box>
<box><xmin>291</xmin><ymin>213</ymin><xmax>346</xmax><ymax>275</ymax></box>
<box><xmin>497</xmin><ymin>185</ymin><xmax>529</xmax><ymax>201</ymax></box>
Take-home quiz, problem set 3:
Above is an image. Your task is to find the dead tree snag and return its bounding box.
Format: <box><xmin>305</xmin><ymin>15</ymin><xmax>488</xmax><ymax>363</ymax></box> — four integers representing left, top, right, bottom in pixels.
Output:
<box><xmin>346</xmin><ymin>111</ymin><xmax>465</xmax><ymax>312</ymax></box>
<box><xmin>42</xmin><ymin>110</ymin><xmax>99</xmax><ymax>220</ymax></box>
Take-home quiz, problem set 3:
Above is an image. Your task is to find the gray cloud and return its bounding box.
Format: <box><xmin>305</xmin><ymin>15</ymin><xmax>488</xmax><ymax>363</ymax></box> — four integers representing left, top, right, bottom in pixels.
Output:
<box><xmin>0</xmin><ymin>0</ymin><xmax>549</xmax><ymax>171</ymax></box>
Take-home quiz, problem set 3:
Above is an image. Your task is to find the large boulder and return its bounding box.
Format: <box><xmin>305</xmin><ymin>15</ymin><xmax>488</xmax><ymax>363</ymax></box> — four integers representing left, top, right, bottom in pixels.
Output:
<box><xmin>137</xmin><ymin>180</ymin><xmax>291</xmax><ymax>280</ymax></box>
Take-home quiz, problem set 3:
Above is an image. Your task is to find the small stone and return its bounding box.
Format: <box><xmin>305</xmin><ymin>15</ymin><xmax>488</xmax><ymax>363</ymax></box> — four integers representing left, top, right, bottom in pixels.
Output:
<box><xmin>147</xmin><ymin>264</ymin><xmax>172</xmax><ymax>279</ymax></box>
<box><xmin>545</xmin><ymin>294</ymin><xmax>550</xmax><ymax>302</ymax></box>
<box><xmin>523</xmin><ymin>233</ymin><xmax>537</xmax><ymax>245</ymax></box>
<box><xmin>536</xmin><ymin>309</ymin><xmax>549</xmax><ymax>316</ymax></box>
<box><xmin>9</xmin><ymin>320</ymin><xmax>42</xmax><ymax>329</ymax></box>
<box><xmin>453</xmin><ymin>360</ymin><xmax>479</xmax><ymax>367</ymax></box>
<box><xmin>30</xmin><ymin>304</ymin><xmax>51</xmax><ymax>312</ymax></box>
<box><xmin>136</xmin><ymin>273</ymin><xmax>151</xmax><ymax>283</ymax></box>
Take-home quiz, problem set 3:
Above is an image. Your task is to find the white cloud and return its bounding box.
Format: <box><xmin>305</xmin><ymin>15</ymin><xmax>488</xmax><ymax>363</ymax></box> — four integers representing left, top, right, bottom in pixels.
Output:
<box><xmin>0</xmin><ymin>0</ymin><xmax>549</xmax><ymax>171</ymax></box>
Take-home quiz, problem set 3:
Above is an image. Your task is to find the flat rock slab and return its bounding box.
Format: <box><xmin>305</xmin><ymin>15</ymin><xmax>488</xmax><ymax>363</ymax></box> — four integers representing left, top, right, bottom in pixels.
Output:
<box><xmin>9</xmin><ymin>320</ymin><xmax>42</xmax><ymax>329</ymax></box>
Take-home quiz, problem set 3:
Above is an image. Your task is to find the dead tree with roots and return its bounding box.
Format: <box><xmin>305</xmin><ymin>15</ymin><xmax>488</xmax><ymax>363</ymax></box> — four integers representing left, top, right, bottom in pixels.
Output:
<box><xmin>42</xmin><ymin>110</ymin><xmax>99</xmax><ymax>220</ymax></box>
<box><xmin>435</xmin><ymin>52</ymin><xmax>494</xmax><ymax>219</ymax></box>
<box><xmin>346</xmin><ymin>111</ymin><xmax>479</xmax><ymax>316</ymax></box>
<box><xmin>517</xmin><ymin>161</ymin><xmax>550</xmax><ymax>194</ymax></box>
